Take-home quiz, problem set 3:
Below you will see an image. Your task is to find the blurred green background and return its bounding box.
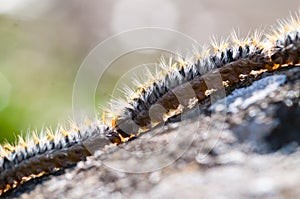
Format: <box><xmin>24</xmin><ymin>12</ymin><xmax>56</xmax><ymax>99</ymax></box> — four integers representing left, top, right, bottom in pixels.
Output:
<box><xmin>0</xmin><ymin>0</ymin><xmax>298</xmax><ymax>143</ymax></box>
<box><xmin>0</xmin><ymin>15</ymin><xmax>81</xmax><ymax>142</ymax></box>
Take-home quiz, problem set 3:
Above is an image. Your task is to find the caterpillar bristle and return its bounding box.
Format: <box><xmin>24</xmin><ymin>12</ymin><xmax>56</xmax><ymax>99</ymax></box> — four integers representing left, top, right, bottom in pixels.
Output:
<box><xmin>277</xmin><ymin>13</ymin><xmax>300</xmax><ymax>34</ymax></box>
<box><xmin>46</xmin><ymin>128</ymin><xmax>55</xmax><ymax>141</ymax></box>
<box><xmin>267</xmin><ymin>13</ymin><xmax>300</xmax><ymax>45</ymax></box>
<box><xmin>0</xmin><ymin>146</ymin><xmax>8</xmax><ymax>158</ymax></box>
<box><xmin>17</xmin><ymin>135</ymin><xmax>27</xmax><ymax>149</ymax></box>
<box><xmin>3</xmin><ymin>143</ymin><xmax>15</xmax><ymax>153</ymax></box>
<box><xmin>31</xmin><ymin>130</ymin><xmax>40</xmax><ymax>144</ymax></box>
<box><xmin>251</xmin><ymin>29</ymin><xmax>264</xmax><ymax>47</ymax></box>
<box><xmin>230</xmin><ymin>29</ymin><xmax>251</xmax><ymax>46</ymax></box>
<box><xmin>210</xmin><ymin>35</ymin><xmax>229</xmax><ymax>53</ymax></box>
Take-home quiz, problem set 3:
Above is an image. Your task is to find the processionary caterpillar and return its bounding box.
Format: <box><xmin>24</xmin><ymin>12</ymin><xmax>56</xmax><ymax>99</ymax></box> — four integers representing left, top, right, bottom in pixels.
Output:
<box><xmin>1</xmin><ymin>13</ymin><xmax>300</xmax><ymax>195</ymax></box>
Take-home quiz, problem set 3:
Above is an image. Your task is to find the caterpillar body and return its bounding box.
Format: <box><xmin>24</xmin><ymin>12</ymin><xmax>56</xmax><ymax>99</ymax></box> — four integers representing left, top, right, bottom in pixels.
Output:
<box><xmin>112</xmin><ymin>37</ymin><xmax>270</xmax><ymax>137</ymax></box>
<box><xmin>112</xmin><ymin>15</ymin><xmax>300</xmax><ymax>137</ymax></box>
<box><xmin>1</xmin><ymin>14</ymin><xmax>300</xmax><ymax>195</ymax></box>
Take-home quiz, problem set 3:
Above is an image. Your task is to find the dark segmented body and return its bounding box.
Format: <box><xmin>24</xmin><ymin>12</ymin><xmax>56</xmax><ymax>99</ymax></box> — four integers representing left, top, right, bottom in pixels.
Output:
<box><xmin>271</xmin><ymin>30</ymin><xmax>300</xmax><ymax>65</ymax></box>
<box><xmin>115</xmin><ymin>45</ymin><xmax>271</xmax><ymax>137</ymax></box>
<box><xmin>0</xmin><ymin>125</ymin><xmax>118</xmax><ymax>194</ymax></box>
<box><xmin>115</xmin><ymin>30</ymin><xmax>300</xmax><ymax>137</ymax></box>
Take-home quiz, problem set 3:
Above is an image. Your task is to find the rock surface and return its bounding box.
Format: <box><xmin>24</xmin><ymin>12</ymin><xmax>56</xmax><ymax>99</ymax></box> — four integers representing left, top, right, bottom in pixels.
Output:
<box><xmin>3</xmin><ymin>66</ymin><xmax>300</xmax><ymax>199</ymax></box>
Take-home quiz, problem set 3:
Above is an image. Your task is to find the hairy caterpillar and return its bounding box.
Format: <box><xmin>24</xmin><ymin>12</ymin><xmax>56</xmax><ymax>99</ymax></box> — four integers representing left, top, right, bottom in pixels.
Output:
<box><xmin>110</xmin><ymin>15</ymin><xmax>300</xmax><ymax>137</ymax></box>
<box><xmin>0</xmin><ymin>123</ymin><xmax>121</xmax><ymax>195</ymax></box>
<box><xmin>1</xmin><ymin>13</ymin><xmax>300</xmax><ymax>196</ymax></box>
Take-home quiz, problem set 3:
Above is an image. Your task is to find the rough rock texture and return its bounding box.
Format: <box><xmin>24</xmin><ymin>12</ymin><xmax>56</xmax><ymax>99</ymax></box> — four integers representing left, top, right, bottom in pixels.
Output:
<box><xmin>3</xmin><ymin>66</ymin><xmax>300</xmax><ymax>199</ymax></box>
